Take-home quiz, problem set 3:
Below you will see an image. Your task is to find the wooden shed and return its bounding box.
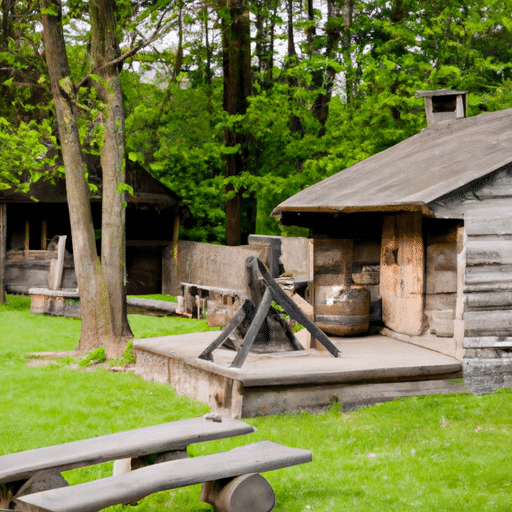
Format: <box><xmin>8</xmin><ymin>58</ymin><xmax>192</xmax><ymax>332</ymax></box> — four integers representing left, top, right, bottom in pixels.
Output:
<box><xmin>272</xmin><ymin>90</ymin><xmax>512</xmax><ymax>395</ymax></box>
<box><xmin>0</xmin><ymin>161</ymin><xmax>185</xmax><ymax>297</ymax></box>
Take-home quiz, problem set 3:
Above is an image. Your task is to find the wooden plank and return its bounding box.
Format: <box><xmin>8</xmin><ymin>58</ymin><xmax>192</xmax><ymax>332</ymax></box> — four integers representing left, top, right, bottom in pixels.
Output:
<box><xmin>464</xmin><ymin>309</ymin><xmax>512</xmax><ymax>337</ymax></box>
<box><xmin>380</xmin><ymin>212</ymin><xmax>425</xmax><ymax>336</ymax></box>
<box><xmin>198</xmin><ymin>299</ymin><xmax>255</xmax><ymax>361</ymax></box>
<box><xmin>472</xmin><ymin>169</ymin><xmax>512</xmax><ymax>199</ymax></box>
<box><xmin>464</xmin><ymin>336</ymin><xmax>512</xmax><ymax>349</ymax></box>
<box><xmin>48</xmin><ymin>236</ymin><xmax>67</xmax><ymax>291</ymax></box>
<box><xmin>465</xmin><ymin>201</ymin><xmax>512</xmax><ymax>236</ymax></box>
<box><xmin>455</xmin><ymin>224</ymin><xmax>466</xmax><ymax>321</ymax></box>
<box><xmin>465</xmin><ymin>264</ymin><xmax>512</xmax><ymax>292</ymax></box>
<box><xmin>312</xmin><ymin>239</ymin><xmax>353</xmax><ymax>283</ymax></box>
<box><xmin>126</xmin><ymin>298</ymin><xmax>177</xmax><ymax>315</ymax></box>
<box><xmin>466</xmin><ymin>240</ymin><xmax>512</xmax><ymax>266</ymax></box>
<box><xmin>466</xmin><ymin>291</ymin><xmax>512</xmax><ymax>310</ymax></box>
<box><xmin>243</xmin><ymin>379</ymin><xmax>466</xmax><ymax>417</ymax></box>
<box><xmin>16</xmin><ymin>441</ymin><xmax>312</xmax><ymax>512</ymax></box>
<box><xmin>0</xmin><ymin>418</ymin><xmax>255</xmax><ymax>484</ymax></box>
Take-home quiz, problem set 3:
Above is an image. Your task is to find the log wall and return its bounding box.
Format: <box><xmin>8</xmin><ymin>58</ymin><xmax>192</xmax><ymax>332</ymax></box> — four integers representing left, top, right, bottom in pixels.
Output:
<box><xmin>429</xmin><ymin>164</ymin><xmax>512</xmax><ymax>394</ymax></box>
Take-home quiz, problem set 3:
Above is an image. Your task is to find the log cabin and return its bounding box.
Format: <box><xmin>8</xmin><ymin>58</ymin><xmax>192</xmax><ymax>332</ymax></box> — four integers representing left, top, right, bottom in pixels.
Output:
<box><xmin>271</xmin><ymin>90</ymin><xmax>512</xmax><ymax>395</ymax></box>
<box><xmin>0</xmin><ymin>161</ymin><xmax>185</xmax><ymax>297</ymax></box>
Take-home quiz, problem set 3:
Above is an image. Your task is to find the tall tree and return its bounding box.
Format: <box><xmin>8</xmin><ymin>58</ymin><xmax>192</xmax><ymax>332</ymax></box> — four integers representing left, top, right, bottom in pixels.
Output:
<box><xmin>41</xmin><ymin>0</ymin><xmax>117</xmax><ymax>355</ymax></box>
<box><xmin>220</xmin><ymin>0</ymin><xmax>252</xmax><ymax>245</ymax></box>
<box><xmin>90</xmin><ymin>0</ymin><xmax>134</xmax><ymax>343</ymax></box>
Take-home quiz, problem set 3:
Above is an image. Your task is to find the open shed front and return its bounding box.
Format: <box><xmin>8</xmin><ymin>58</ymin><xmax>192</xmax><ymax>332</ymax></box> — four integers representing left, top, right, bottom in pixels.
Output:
<box><xmin>299</xmin><ymin>209</ymin><xmax>465</xmax><ymax>362</ymax></box>
<box><xmin>0</xmin><ymin>162</ymin><xmax>184</xmax><ymax>297</ymax></box>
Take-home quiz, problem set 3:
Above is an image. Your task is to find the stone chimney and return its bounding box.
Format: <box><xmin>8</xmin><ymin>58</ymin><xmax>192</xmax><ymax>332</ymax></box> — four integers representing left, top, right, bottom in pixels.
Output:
<box><xmin>416</xmin><ymin>89</ymin><xmax>467</xmax><ymax>127</ymax></box>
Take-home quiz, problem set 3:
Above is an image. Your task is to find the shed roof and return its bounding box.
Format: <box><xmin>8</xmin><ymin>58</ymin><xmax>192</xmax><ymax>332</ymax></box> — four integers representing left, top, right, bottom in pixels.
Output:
<box><xmin>0</xmin><ymin>160</ymin><xmax>183</xmax><ymax>211</ymax></box>
<box><xmin>272</xmin><ymin>107</ymin><xmax>512</xmax><ymax>218</ymax></box>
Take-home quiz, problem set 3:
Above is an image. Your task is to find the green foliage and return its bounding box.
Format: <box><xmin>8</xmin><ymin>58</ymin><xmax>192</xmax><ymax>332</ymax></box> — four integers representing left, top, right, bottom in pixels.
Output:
<box><xmin>0</xmin><ymin>117</ymin><xmax>60</xmax><ymax>192</ymax></box>
<box><xmin>4</xmin><ymin>0</ymin><xmax>512</xmax><ymax>244</ymax></box>
<box><xmin>79</xmin><ymin>348</ymin><xmax>107</xmax><ymax>367</ymax></box>
<box><xmin>122</xmin><ymin>339</ymin><xmax>136</xmax><ymax>364</ymax></box>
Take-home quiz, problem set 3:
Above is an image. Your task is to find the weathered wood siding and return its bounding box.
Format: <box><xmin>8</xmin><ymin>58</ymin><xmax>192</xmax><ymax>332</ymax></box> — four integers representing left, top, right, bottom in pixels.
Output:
<box><xmin>430</xmin><ymin>164</ymin><xmax>512</xmax><ymax>394</ymax></box>
<box><xmin>424</xmin><ymin>222</ymin><xmax>458</xmax><ymax>339</ymax></box>
<box><xmin>5</xmin><ymin>250</ymin><xmax>77</xmax><ymax>294</ymax></box>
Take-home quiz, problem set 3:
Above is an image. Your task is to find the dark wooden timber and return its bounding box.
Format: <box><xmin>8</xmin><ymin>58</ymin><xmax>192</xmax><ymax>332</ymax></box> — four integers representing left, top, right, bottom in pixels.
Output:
<box><xmin>199</xmin><ymin>299</ymin><xmax>256</xmax><ymax>361</ymax></box>
<box><xmin>250</xmin><ymin>257</ymin><xmax>340</xmax><ymax>358</ymax></box>
<box><xmin>230</xmin><ymin>289</ymin><xmax>273</xmax><ymax>369</ymax></box>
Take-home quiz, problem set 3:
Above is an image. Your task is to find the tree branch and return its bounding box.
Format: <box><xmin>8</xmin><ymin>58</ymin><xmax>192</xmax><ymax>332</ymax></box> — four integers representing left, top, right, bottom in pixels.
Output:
<box><xmin>76</xmin><ymin>4</ymin><xmax>175</xmax><ymax>90</ymax></box>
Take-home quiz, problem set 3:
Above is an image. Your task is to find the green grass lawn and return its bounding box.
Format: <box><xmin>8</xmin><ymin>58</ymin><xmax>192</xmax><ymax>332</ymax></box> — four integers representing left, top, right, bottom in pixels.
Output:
<box><xmin>1</xmin><ymin>294</ymin><xmax>512</xmax><ymax>511</ymax></box>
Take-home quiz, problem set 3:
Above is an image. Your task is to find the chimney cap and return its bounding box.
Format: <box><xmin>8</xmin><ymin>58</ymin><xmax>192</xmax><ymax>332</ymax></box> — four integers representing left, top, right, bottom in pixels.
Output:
<box><xmin>416</xmin><ymin>89</ymin><xmax>467</xmax><ymax>98</ymax></box>
<box><xmin>416</xmin><ymin>89</ymin><xmax>467</xmax><ymax>127</ymax></box>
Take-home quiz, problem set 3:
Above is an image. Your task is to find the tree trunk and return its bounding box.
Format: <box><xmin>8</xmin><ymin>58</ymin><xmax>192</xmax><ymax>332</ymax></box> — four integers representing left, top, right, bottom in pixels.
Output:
<box><xmin>341</xmin><ymin>0</ymin><xmax>354</xmax><ymax>107</ymax></box>
<box><xmin>312</xmin><ymin>0</ymin><xmax>351</xmax><ymax>135</ymax></box>
<box><xmin>203</xmin><ymin>2</ymin><xmax>212</xmax><ymax>86</ymax></box>
<box><xmin>306</xmin><ymin>0</ymin><xmax>316</xmax><ymax>57</ymax></box>
<box><xmin>90</xmin><ymin>0</ymin><xmax>133</xmax><ymax>351</ymax></box>
<box><xmin>172</xmin><ymin>2</ymin><xmax>184</xmax><ymax>82</ymax></box>
<box><xmin>41</xmin><ymin>0</ymin><xmax>114</xmax><ymax>353</ymax></box>
<box><xmin>0</xmin><ymin>204</ymin><xmax>6</xmax><ymax>304</ymax></box>
<box><xmin>221</xmin><ymin>0</ymin><xmax>251</xmax><ymax>246</ymax></box>
<box><xmin>285</xmin><ymin>0</ymin><xmax>303</xmax><ymax>139</ymax></box>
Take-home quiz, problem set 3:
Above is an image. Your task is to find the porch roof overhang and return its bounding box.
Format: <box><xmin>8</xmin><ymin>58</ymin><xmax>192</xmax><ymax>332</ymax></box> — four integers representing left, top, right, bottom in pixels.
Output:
<box><xmin>276</xmin><ymin>202</ymin><xmax>435</xmax><ymax>217</ymax></box>
<box><xmin>272</xmin><ymin>107</ymin><xmax>512</xmax><ymax>226</ymax></box>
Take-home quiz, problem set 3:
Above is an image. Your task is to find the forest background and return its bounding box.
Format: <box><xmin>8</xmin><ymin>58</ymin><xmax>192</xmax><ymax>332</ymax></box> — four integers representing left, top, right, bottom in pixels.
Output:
<box><xmin>2</xmin><ymin>0</ymin><xmax>512</xmax><ymax>245</ymax></box>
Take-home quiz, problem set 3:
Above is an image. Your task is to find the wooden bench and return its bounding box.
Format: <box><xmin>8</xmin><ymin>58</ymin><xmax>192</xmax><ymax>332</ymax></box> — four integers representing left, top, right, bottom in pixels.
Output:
<box><xmin>1</xmin><ymin>418</ymin><xmax>312</xmax><ymax>512</ymax></box>
<box><xmin>15</xmin><ymin>440</ymin><xmax>311</xmax><ymax>512</ymax></box>
<box><xmin>0</xmin><ymin>417</ymin><xmax>255</xmax><ymax>510</ymax></box>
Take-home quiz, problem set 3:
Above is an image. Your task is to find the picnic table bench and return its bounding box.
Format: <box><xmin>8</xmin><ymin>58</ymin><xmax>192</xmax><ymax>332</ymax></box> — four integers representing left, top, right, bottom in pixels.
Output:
<box><xmin>0</xmin><ymin>417</ymin><xmax>312</xmax><ymax>512</ymax></box>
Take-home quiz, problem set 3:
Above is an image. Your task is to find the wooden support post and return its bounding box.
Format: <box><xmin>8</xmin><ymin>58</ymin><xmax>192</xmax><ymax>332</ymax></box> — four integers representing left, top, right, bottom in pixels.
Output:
<box><xmin>41</xmin><ymin>220</ymin><xmax>47</xmax><ymax>250</ymax></box>
<box><xmin>49</xmin><ymin>235</ymin><xmax>67</xmax><ymax>291</ymax></box>
<box><xmin>0</xmin><ymin>204</ymin><xmax>6</xmax><ymax>304</ymax></box>
<box><xmin>380</xmin><ymin>212</ymin><xmax>425</xmax><ymax>336</ymax></box>
<box><xmin>454</xmin><ymin>224</ymin><xmax>466</xmax><ymax>360</ymax></box>
<box><xmin>171</xmin><ymin>212</ymin><xmax>180</xmax><ymax>296</ymax></box>
<box><xmin>24</xmin><ymin>220</ymin><xmax>29</xmax><ymax>251</ymax></box>
<box><xmin>251</xmin><ymin>257</ymin><xmax>340</xmax><ymax>358</ymax></box>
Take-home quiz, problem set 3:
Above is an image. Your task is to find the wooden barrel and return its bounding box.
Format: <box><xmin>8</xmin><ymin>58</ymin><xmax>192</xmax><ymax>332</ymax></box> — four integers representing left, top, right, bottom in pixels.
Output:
<box><xmin>315</xmin><ymin>287</ymin><xmax>370</xmax><ymax>336</ymax></box>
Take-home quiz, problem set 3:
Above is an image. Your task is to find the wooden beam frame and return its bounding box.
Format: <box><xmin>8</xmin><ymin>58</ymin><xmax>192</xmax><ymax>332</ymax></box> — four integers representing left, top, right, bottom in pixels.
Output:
<box><xmin>198</xmin><ymin>257</ymin><xmax>340</xmax><ymax>367</ymax></box>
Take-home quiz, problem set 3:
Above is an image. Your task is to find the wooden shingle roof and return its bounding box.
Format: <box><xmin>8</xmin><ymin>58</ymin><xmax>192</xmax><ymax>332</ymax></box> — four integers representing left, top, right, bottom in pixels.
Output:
<box><xmin>272</xmin><ymin>108</ymin><xmax>512</xmax><ymax>218</ymax></box>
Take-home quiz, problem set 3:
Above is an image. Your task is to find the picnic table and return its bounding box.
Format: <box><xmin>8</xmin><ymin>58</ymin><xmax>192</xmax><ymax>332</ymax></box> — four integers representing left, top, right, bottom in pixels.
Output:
<box><xmin>0</xmin><ymin>416</ymin><xmax>312</xmax><ymax>512</ymax></box>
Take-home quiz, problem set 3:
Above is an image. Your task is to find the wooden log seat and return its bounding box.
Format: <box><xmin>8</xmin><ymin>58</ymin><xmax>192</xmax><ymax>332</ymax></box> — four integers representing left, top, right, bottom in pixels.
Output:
<box><xmin>0</xmin><ymin>417</ymin><xmax>255</xmax><ymax>509</ymax></box>
<box><xmin>1</xmin><ymin>417</ymin><xmax>312</xmax><ymax>512</ymax></box>
<box><xmin>15</xmin><ymin>441</ymin><xmax>312</xmax><ymax>512</ymax></box>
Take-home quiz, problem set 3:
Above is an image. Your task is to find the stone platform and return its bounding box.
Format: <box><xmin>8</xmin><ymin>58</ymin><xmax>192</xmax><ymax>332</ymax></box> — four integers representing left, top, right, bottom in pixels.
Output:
<box><xmin>133</xmin><ymin>332</ymin><xmax>465</xmax><ymax>418</ymax></box>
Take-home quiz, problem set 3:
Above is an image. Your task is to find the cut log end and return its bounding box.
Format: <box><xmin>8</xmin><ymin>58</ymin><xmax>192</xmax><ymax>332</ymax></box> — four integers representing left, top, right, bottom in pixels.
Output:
<box><xmin>200</xmin><ymin>473</ymin><xmax>276</xmax><ymax>512</ymax></box>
